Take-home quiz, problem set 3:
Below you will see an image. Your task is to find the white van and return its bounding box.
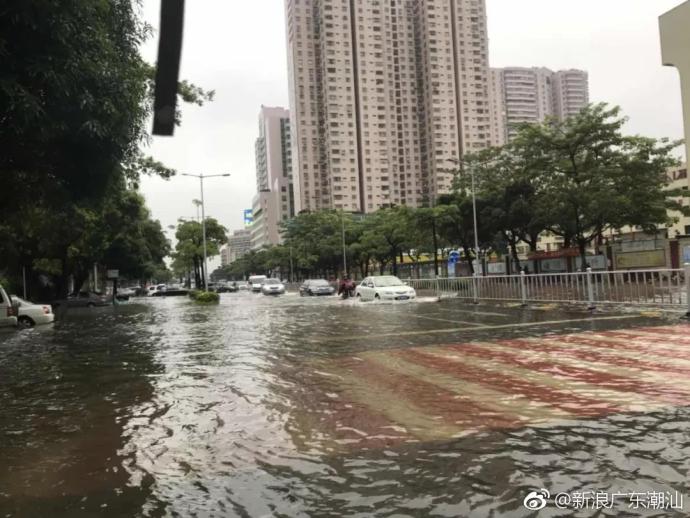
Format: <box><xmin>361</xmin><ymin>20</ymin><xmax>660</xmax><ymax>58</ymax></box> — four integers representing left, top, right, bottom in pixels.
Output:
<box><xmin>247</xmin><ymin>275</ymin><xmax>267</xmax><ymax>292</ymax></box>
<box><xmin>0</xmin><ymin>285</ymin><xmax>18</xmax><ymax>328</ymax></box>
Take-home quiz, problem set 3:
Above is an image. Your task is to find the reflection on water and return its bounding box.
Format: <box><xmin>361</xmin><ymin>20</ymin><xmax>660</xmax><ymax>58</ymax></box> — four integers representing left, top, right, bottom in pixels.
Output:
<box><xmin>0</xmin><ymin>294</ymin><xmax>689</xmax><ymax>517</ymax></box>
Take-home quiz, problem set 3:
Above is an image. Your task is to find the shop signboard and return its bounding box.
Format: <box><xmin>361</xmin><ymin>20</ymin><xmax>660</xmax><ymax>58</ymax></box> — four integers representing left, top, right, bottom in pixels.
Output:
<box><xmin>615</xmin><ymin>250</ymin><xmax>666</xmax><ymax>269</ymax></box>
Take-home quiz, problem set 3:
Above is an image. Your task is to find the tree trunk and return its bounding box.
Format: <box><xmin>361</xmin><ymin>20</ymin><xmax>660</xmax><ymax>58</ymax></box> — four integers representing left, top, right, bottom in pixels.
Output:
<box><xmin>72</xmin><ymin>265</ymin><xmax>89</xmax><ymax>296</ymax></box>
<box><xmin>528</xmin><ymin>235</ymin><xmax>540</xmax><ymax>274</ymax></box>
<box><xmin>392</xmin><ymin>251</ymin><xmax>398</xmax><ymax>276</ymax></box>
<box><xmin>193</xmin><ymin>258</ymin><xmax>201</xmax><ymax>288</ymax></box>
<box><xmin>578</xmin><ymin>239</ymin><xmax>588</xmax><ymax>271</ymax></box>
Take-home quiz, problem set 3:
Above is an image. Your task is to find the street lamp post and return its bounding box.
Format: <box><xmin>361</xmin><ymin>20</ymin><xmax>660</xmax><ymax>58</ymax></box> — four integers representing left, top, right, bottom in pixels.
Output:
<box><xmin>341</xmin><ymin>210</ymin><xmax>347</xmax><ymax>276</ymax></box>
<box><xmin>469</xmin><ymin>163</ymin><xmax>481</xmax><ymax>275</ymax></box>
<box><xmin>181</xmin><ymin>173</ymin><xmax>230</xmax><ymax>291</ymax></box>
<box><xmin>448</xmin><ymin>158</ymin><xmax>482</xmax><ymax>276</ymax></box>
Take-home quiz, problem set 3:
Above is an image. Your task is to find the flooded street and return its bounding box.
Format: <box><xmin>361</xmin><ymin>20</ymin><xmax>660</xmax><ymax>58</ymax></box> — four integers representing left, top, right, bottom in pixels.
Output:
<box><xmin>1</xmin><ymin>293</ymin><xmax>690</xmax><ymax>517</ymax></box>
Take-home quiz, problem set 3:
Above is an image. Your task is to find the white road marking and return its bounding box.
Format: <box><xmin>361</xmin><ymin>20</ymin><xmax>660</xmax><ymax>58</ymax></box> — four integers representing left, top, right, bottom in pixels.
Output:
<box><xmin>337</xmin><ymin>315</ymin><xmax>643</xmax><ymax>341</ymax></box>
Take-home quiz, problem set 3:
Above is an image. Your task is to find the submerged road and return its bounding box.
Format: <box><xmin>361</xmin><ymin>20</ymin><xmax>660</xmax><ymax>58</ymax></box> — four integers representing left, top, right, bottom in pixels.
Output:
<box><xmin>0</xmin><ymin>293</ymin><xmax>688</xmax><ymax>516</ymax></box>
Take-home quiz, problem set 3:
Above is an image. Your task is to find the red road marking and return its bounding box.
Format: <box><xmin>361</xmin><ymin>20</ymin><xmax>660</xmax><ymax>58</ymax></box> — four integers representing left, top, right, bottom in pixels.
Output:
<box><xmin>504</xmin><ymin>337</ymin><xmax>690</xmax><ymax>382</ymax></box>
<box><xmin>399</xmin><ymin>348</ymin><xmax>618</xmax><ymax>417</ymax></box>
<box><xmin>342</xmin><ymin>356</ymin><xmax>524</xmax><ymax>431</ymax></box>
<box><xmin>441</xmin><ymin>341</ymin><xmax>687</xmax><ymax>405</ymax></box>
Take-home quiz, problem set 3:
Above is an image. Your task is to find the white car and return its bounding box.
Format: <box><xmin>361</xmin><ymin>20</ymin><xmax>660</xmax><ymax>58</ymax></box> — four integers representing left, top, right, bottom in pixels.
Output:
<box><xmin>355</xmin><ymin>275</ymin><xmax>416</xmax><ymax>301</ymax></box>
<box><xmin>0</xmin><ymin>285</ymin><xmax>17</xmax><ymax>328</ymax></box>
<box><xmin>147</xmin><ymin>284</ymin><xmax>167</xmax><ymax>297</ymax></box>
<box><xmin>12</xmin><ymin>296</ymin><xmax>54</xmax><ymax>327</ymax></box>
<box><xmin>261</xmin><ymin>279</ymin><xmax>285</xmax><ymax>295</ymax></box>
<box><xmin>248</xmin><ymin>275</ymin><xmax>267</xmax><ymax>292</ymax></box>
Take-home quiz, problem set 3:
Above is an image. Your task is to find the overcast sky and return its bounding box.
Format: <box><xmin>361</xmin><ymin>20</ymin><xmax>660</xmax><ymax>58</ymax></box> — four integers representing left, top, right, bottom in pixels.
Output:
<box><xmin>139</xmin><ymin>0</ymin><xmax>686</xmax><ymax>267</ymax></box>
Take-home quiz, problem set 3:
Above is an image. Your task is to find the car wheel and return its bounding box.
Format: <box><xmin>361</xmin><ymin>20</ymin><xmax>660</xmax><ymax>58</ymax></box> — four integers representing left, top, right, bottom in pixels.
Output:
<box><xmin>17</xmin><ymin>316</ymin><xmax>35</xmax><ymax>329</ymax></box>
<box><xmin>374</xmin><ymin>294</ymin><xmax>380</xmax><ymax>300</ymax></box>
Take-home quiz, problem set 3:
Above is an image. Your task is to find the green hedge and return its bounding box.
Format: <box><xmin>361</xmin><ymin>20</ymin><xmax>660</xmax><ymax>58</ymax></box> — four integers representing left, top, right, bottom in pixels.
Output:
<box><xmin>188</xmin><ymin>290</ymin><xmax>220</xmax><ymax>304</ymax></box>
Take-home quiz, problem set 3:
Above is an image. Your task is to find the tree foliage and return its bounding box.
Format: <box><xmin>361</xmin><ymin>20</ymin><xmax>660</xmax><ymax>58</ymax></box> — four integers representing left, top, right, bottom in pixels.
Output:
<box><xmin>0</xmin><ymin>0</ymin><xmax>213</xmax><ymax>297</ymax></box>
<box><xmin>172</xmin><ymin>219</ymin><xmax>227</xmax><ymax>288</ymax></box>
<box><xmin>218</xmin><ymin>104</ymin><xmax>684</xmax><ymax>280</ymax></box>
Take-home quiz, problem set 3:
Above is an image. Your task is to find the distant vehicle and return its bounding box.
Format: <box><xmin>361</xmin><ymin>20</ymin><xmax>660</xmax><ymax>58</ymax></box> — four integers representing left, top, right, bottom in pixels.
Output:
<box><xmin>118</xmin><ymin>287</ymin><xmax>137</xmax><ymax>297</ymax></box>
<box><xmin>12</xmin><ymin>296</ymin><xmax>54</xmax><ymax>328</ymax></box>
<box><xmin>53</xmin><ymin>292</ymin><xmax>109</xmax><ymax>308</ymax></box>
<box><xmin>147</xmin><ymin>284</ymin><xmax>167</xmax><ymax>297</ymax></box>
<box><xmin>261</xmin><ymin>279</ymin><xmax>285</xmax><ymax>296</ymax></box>
<box><xmin>238</xmin><ymin>282</ymin><xmax>250</xmax><ymax>291</ymax></box>
<box><xmin>355</xmin><ymin>275</ymin><xmax>416</xmax><ymax>302</ymax></box>
<box><xmin>248</xmin><ymin>275</ymin><xmax>267</xmax><ymax>292</ymax></box>
<box><xmin>338</xmin><ymin>279</ymin><xmax>357</xmax><ymax>300</ymax></box>
<box><xmin>0</xmin><ymin>284</ymin><xmax>18</xmax><ymax>328</ymax></box>
<box><xmin>299</xmin><ymin>279</ymin><xmax>335</xmax><ymax>297</ymax></box>
<box><xmin>216</xmin><ymin>281</ymin><xmax>238</xmax><ymax>293</ymax></box>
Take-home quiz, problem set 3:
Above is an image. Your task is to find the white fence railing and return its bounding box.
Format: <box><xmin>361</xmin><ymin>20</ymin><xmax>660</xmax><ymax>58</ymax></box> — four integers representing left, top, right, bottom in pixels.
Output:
<box><xmin>408</xmin><ymin>266</ymin><xmax>690</xmax><ymax>313</ymax></box>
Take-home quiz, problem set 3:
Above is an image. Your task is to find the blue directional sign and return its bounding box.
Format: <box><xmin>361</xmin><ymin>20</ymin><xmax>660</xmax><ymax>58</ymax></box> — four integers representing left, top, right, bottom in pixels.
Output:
<box><xmin>243</xmin><ymin>209</ymin><xmax>253</xmax><ymax>226</ymax></box>
<box><xmin>448</xmin><ymin>250</ymin><xmax>460</xmax><ymax>264</ymax></box>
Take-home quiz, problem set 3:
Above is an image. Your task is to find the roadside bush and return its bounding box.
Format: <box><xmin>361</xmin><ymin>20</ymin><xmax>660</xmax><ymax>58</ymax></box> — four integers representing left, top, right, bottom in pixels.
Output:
<box><xmin>189</xmin><ymin>290</ymin><xmax>219</xmax><ymax>304</ymax></box>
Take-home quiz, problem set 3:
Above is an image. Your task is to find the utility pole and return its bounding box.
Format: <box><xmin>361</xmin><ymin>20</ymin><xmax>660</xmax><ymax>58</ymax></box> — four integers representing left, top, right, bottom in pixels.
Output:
<box><xmin>289</xmin><ymin>246</ymin><xmax>294</xmax><ymax>283</ymax></box>
<box><xmin>182</xmin><ymin>173</ymin><xmax>230</xmax><ymax>291</ymax></box>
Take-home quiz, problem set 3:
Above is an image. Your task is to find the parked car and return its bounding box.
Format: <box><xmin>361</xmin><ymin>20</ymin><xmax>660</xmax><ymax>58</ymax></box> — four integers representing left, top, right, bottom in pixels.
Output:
<box><xmin>216</xmin><ymin>281</ymin><xmax>239</xmax><ymax>293</ymax></box>
<box><xmin>147</xmin><ymin>284</ymin><xmax>167</xmax><ymax>297</ymax></box>
<box><xmin>238</xmin><ymin>282</ymin><xmax>250</xmax><ymax>291</ymax></box>
<box><xmin>0</xmin><ymin>285</ymin><xmax>18</xmax><ymax>328</ymax></box>
<box><xmin>299</xmin><ymin>279</ymin><xmax>335</xmax><ymax>296</ymax></box>
<box><xmin>355</xmin><ymin>275</ymin><xmax>416</xmax><ymax>302</ymax></box>
<box><xmin>248</xmin><ymin>275</ymin><xmax>267</xmax><ymax>292</ymax></box>
<box><xmin>12</xmin><ymin>296</ymin><xmax>54</xmax><ymax>327</ymax></box>
<box><xmin>261</xmin><ymin>279</ymin><xmax>285</xmax><ymax>296</ymax></box>
<box><xmin>117</xmin><ymin>287</ymin><xmax>137</xmax><ymax>297</ymax></box>
<box><xmin>53</xmin><ymin>292</ymin><xmax>109</xmax><ymax>308</ymax></box>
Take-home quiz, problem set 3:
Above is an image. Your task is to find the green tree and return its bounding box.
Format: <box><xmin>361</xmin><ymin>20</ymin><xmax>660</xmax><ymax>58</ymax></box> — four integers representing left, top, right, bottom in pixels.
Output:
<box><xmin>360</xmin><ymin>207</ymin><xmax>413</xmax><ymax>276</ymax></box>
<box><xmin>0</xmin><ymin>0</ymin><xmax>212</xmax><ymax>297</ymax></box>
<box><xmin>456</xmin><ymin>146</ymin><xmax>548</xmax><ymax>272</ymax></box>
<box><xmin>512</xmin><ymin>103</ymin><xmax>685</xmax><ymax>266</ymax></box>
<box><xmin>174</xmin><ymin>219</ymin><xmax>227</xmax><ymax>288</ymax></box>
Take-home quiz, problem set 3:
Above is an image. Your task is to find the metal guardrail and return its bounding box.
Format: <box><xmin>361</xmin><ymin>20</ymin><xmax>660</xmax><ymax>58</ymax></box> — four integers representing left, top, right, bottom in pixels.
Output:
<box><xmin>408</xmin><ymin>265</ymin><xmax>690</xmax><ymax>313</ymax></box>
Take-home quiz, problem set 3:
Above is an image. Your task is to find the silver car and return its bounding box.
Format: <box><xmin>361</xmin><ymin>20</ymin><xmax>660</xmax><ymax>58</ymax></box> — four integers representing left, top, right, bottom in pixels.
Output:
<box><xmin>261</xmin><ymin>279</ymin><xmax>285</xmax><ymax>295</ymax></box>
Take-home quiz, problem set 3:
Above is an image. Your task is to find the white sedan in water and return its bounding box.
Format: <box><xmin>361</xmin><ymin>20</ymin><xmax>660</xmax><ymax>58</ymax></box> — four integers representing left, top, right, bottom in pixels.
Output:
<box><xmin>12</xmin><ymin>296</ymin><xmax>55</xmax><ymax>327</ymax></box>
<box><xmin>355</xmin><ymin>275</ymin><xmax>416</xmax><ymax>301</ymax></box>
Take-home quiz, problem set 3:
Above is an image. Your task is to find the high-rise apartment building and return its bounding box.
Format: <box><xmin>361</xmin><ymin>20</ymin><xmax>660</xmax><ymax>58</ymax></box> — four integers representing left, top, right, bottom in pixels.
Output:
<box><xmin>285</xmin><ymin>0</ymin><xmax>492</xmax><ymax>213</ymax></box>
<box><xmin>552</xmin><ymin>69</ymin><xmax>590</xmax><ymax>120</ymax></box>
<box><xmin>489</xmin><ymin>67</ymin><xmax>589</xmax><ymax>145</ymax></box>
<box><xmin>487</xmin><ymin>68</ymin><xmax>506</xmax><ymax>147</ymax></box>
<box><xmin>250</xmin><ymin>106</ymin><xmax>295</xmax><ymax>249</ymax></box>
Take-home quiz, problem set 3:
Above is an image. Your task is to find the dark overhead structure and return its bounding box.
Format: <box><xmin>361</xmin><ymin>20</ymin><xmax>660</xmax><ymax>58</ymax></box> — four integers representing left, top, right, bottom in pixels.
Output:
<box><xmin>152</xmin><ymin>0</ymin><xmax>185</xmax><ymax>136</ymax></box>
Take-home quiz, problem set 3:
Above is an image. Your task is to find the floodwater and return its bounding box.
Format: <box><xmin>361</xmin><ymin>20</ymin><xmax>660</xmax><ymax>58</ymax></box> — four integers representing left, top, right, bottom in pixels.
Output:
<box><xmin>1</xmin><ymin>292</ymin><xmax>689</xmax><ymax>517</ymax></box>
